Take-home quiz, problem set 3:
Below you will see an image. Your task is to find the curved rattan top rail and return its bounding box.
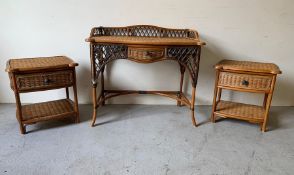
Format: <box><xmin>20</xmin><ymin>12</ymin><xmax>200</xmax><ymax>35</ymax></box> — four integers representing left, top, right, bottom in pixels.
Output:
<box><xmin>85</xmin><ymin>25</ymin><xmax>206</xmax><ymax>46</ymax></box>
<box><xmin>215</xmin><ymin>60</ymin><xmax>281</xmax><ymax>74</ymax></box>
<box><xmin>6</xmin><ymin>56</ymin><xmax>78</xmax><ymax>73</ymax></box>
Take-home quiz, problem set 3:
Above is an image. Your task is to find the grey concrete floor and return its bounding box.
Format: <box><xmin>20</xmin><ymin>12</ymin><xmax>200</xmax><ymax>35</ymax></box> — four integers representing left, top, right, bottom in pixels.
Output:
<box><xmin>0</xmin><ymin>104</ymin><xmax>293</xmax><ymax>175</ymax></box>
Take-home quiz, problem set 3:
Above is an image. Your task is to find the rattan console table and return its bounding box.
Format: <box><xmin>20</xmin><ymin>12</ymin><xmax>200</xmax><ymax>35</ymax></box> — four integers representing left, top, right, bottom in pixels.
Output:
<box><xmin>86</xmin><ymin>25</ymin><xmax>206</xmax><ymax>127</ymax></box>
<box><xmin>6</xmin><ymin>56</ymin><xmax>80</xmax><ymax>134</ymax></box>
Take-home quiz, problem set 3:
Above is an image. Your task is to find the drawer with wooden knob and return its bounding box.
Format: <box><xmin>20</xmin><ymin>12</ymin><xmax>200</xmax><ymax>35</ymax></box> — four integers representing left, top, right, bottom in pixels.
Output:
<box><xmin>218</xmin><ymin>72</ymin><xmax>272</xmax><ymax>91</ymax></box>
<box><xmin>128</xmin><ymin>47</ymin><xmax>165</xmax><ymax>61</ymax></box>
<box><xmin>15</xmin><ymin>70</ymin><xmax>74</xmax><ymax>91</ymax></box>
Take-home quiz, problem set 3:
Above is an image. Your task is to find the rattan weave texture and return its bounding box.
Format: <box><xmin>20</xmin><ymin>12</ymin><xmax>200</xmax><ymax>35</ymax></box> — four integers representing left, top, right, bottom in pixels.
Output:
<box><xmin>218</xmin><ymin>72</ymin><xmax>272</xmax><ymax>91</ymax></box>
<box><xmin>216</xmin><ymin>100</ymin><xmax>265</xmax><ymax>121</ymax></box>
<box><xmin>215</xmin><ymin>60</ymin><xmax>281</xmax><ymax>74</ymax></box>
<box><xmin>21</xmin><ymin>99</ymin><xmax>74</xmax><ymax>121</ymax></box>
<box><xmin>15</xmin><ymin>70</ymin><xmax>73</xmax><ymax>91</ymax></box>
<box><xmin>6</xmin><ymin>56</ymin><xmax>77</xmax><ymax>72</ymax></box>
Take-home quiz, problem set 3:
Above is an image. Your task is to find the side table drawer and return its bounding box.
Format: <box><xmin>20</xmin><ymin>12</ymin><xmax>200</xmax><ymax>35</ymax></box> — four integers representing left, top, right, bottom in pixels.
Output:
<box><xmin>15</xmin><ymin>70</ymin><xmax>74</xmax><ymax>91</ymax></box>
<box><xmin>128</xmin><ymin>47</ymin><xmax>165</xmax><ymax>61</ymax></box>
<box><xmin>218</xmin><ymin>72</ymin><xmax>272</xmax><ymax>91</ymax></box>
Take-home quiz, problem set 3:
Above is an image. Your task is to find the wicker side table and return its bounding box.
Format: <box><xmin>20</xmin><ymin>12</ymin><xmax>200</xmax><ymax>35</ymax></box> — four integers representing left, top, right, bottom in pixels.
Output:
<box><xmin>211</xmin><ymin>60</ymin><xmax>281</xmax><ymax>132</ymax></box>
<box><xmin>5</xmin><ymin>56</ymin><xmax>80</xmax><ymax>134</ymax></box>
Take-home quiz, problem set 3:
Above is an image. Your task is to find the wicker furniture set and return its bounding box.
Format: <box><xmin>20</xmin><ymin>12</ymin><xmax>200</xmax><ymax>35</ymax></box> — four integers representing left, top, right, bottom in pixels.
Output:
<box><xmin>5</xmin><ymin>25</ymin><xmax>281</xmax><ymax>134</ymax></box>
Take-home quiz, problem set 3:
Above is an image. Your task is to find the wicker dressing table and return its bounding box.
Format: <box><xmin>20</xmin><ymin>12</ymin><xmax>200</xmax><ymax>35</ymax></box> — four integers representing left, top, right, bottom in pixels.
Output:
<box><xmin>6</xmin><ymin>56</ymin><xmax>80</xmax><ymax>134</ymax></box>
<box><xmin>86</xmin><ymin>25</ymin><xmax>205</xmax><ymax>126</ymax></box>
<box><xmin>211</xmin><ymin>60</ymin><xmax>281</xmax><ymax>132</ymax></box>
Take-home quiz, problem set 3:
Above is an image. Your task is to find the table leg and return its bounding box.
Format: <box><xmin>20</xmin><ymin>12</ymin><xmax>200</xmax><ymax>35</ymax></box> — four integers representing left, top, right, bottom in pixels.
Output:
<box><xmin>101</xmin><ymin>67</ymin><xmax>105</xmax><ymax>106</ymax></box>
<box><xmin>263</xmin><ymin>93</ymin><xmax>268</xmax><ymax>108</ymax></box>
<box><xmin>12</xmin><ymin>74</ymin><xmax>26</xmax><ymax>134</ymax></box>
<box><xmin>262</xmin><ymin>75</ymin><xmax>276</xmax><ymax>132</ymax></box>
<box><xmin>217</xmin><ymin>88</ymin><xmax>222</xmax><ymax>102</ymax></box>
<box><xmin>73</xmin><ymin>70</ymin><xmax>80</xmax><ymax>123</ymax></box>
<box><xmin>190</xmin><ymin>87</ymin><xmax>197</xmax><ymax>126</ymax></box>
<box><xmin>15</xmin><ymin>93</ymin><xmax>25</xmax><ymax>134</ymax></box>
<box><xmin>262</xmin><ymin>93</ymin><xmax>273</xmax><ymax>132</ymax></box>
<box><xmin>66</xmin><ymin>87</ymin><xmax>69</xmax><ymax>99</ymax></box>
<box><xmin>211</xmin><ymin>71</ymin><xmax>220</xmax><ymax>123</ymax></box>
<box><xmin>177</xmin><ymin>64</ymin><xmax>185</xmax><ymax>106</ymax></box>
<box><xmin>91</xmin><ymin>85</ymin><xmax>97</xmax><ymax>127</ymax></box>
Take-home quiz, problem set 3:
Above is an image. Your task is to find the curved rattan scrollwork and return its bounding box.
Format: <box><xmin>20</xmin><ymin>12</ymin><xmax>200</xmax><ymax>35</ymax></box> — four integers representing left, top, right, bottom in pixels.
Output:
<box><xmin>92</xmin><ymin>44</ymin><xmax>128</xmax><ymax>85</ymax></box>
<box><xmin>91</xmin><ymin>45</ymin><xmax>201</xmax><ymax>87</ymax></box>
<box><xmin>89</xmin><ymin>25</ymin><xmax>202</xmax><ymax>87</ymax></box>
<box><xmin>166</xmin><ymin>46</ymin><xmax>201</xmax><ymax>87</ymax></box>
<box><xmin>91</xmin><ymin>25</ymin><xmax>199</xmax><ymax>39</ymax></box>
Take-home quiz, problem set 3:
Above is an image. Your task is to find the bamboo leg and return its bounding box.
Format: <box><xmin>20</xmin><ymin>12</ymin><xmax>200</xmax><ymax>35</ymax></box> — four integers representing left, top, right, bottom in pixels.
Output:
<box><xmin>73</xmin><ymin>69</ymin><xmax>80</xmax><ymax>123</ymax></box>
<box><xmin>177</xmin><ymin>64</ymin><xmax>185</xmax><ymax>106</ymax></box>
<box><xmin>15</xmin><ymin>92</ymin><xmax>25</xmax><ymax>134</ymax></box>
<box><xmin>262</xmin><ymin>93</ymin><xmax>273</xmax><ymax>132</ymax></box>
<box><xmin>211</xmin><ymin>71</ymin><xmax>220</xmax><ymax>123</ymax></box>
<box><xmin>12</xmin><ymin>74</ymin><xmax>25</xmax><ymax>134</ymax></box>
<box><xmin>101</xmin><ymin>67</ymin><xmax>105</xmax><ymax>106</ymax></box>
<box><xmin>91</xmin><ymin>86</ymin><xmax>97</xmax><ymax>127</ymax></box>
<box><xmin>190</xmin><ymin>87</ymin><xmax>197</xmax><ymax>126</ymax></box>
<box><xmin>262</xmin><ymin>76</ymin><xmax>277</xmax><ymax>132</ymax></box>
<box><xmin>216</xmin><ymin>88</ymin><xmax>222</xmax><ymax>102</ymax></box>
<box><xmin>66</xmin><ymin>87</ymin><xmax>69</xmax><ymax>99</ymax></box>
<box><xmin>263</xmin><ymin>93</ymin><xmax>268</xmax><ymax>108</ymax></box>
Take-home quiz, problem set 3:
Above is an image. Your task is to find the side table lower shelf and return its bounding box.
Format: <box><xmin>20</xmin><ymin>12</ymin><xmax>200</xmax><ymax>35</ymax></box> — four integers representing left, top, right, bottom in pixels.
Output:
<box><xmin>18</xmin><ymin>99</ymin><xmax>77</xmax><ymax>125</ymax></box>
<box><xmin>214</xmin><ymin>100</ymin><xmax>265</xmax><ymax>123</ymax></box>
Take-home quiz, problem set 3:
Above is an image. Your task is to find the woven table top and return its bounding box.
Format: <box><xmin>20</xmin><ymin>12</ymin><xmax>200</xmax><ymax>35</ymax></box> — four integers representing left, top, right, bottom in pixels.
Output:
<box><xmin>215</xmin><ymin>60</ymin><xmax>281</xmax><ymax>74</ymax></box>
<box><xmin>86</xmin><ymin>36</ymin><xmax>206</xmax><ymax>46</ymax></box>
<box><xmin>6</xmin><ymin>56</ymin><xmax>78</xmax><ymax>72</ymax></box>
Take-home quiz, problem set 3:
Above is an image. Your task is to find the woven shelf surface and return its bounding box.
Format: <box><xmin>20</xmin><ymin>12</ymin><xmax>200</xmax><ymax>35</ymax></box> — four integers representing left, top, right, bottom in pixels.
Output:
<box><xmin>20</xmin><ymin>99</ymin><xmax>75</xmax><ymax>122</ymax></box>
<box><xmin>215</xmin><ymin>60</ymin><xmax>281</xmax><ymax>74</ymax></box>
<box><xmin>86</xmin><ymin>36</ymin><xmax>205</xmax><ymax>46</ymax></box>
<box><xmin>215</xmin><ymin>100</ymin><xmax>265</xmax><ymax>121</ymax></box>
<box><xmin>6</xmin><ymin>56</ymin><xmax>78</xmax><ymax>72</ymax></box>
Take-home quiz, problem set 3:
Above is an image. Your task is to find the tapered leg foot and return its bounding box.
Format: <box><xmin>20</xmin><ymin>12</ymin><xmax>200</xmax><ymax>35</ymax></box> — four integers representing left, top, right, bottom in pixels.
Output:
<box><xmin>191</xmin><ymin>109</ymin><xmax>197</xmax><ymax>127</ymax></box>
<box><xmin>75</xmin><ymin>114</ymin><xmax>80</xmax><ymax>123</ymax></box>
<box><xmin>211</xmin><ymin>113</ymin><xmax>216</xmax><ymax>123</ymax></box>
<box><xmin>91</xmin><ymin>108</ymin><xmax>97</xmax><ymax>127</ymax></box>
<box><xmin>177</xmin><ymin>93</ymin><xmax>182</xmax><ymax>107</ymax></box>
<box><xmin>262</xmin><ymin>122</ymin><xmax>267</xmax><ymax>132</ymax></box>
<box><xmin>19</xmin><ymin>123</ymin><xmax>26</xmax><ymax>134</ymax></box>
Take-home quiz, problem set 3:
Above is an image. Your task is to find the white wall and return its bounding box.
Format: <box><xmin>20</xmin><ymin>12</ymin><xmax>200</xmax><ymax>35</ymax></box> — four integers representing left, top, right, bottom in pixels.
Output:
<box><xmin>0</xmin><ymin>0</ymin><xmax>293</xmax><ymax>106</ymax></box>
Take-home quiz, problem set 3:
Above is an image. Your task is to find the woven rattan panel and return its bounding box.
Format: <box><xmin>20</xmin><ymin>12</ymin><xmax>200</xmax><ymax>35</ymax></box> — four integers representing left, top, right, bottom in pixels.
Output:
<box><xmin>215</xmin><ymin>100</ymin><xmax>265</xmax><ymax>121</ymax></box>
<box><xmin>21</xmin><ymin>99</ymin><xmax>74</xmax><ymax>121</ymax></box>
<box><xmin>218</xmin><ymin>72</ymin><xmax>272</xmax><ymax>91</ymax></box>
<box><xmin>215</xmin><ymin>60</ymin><xmax>281</xmax><ymax>74</ymax></box>
<box><xmin>7</xmin><ymin>56</ymin><xmax>76</xmax><ymax>72</ymax></box>
<box><xmin>15</xmin><ymin>70</ymin><xmax>73</xmax><ymax>91</ymax></box>
<box><xmin>91</xmin><ymin>25</ymin><xmax>198</xmax><ymax>38</ymax></box>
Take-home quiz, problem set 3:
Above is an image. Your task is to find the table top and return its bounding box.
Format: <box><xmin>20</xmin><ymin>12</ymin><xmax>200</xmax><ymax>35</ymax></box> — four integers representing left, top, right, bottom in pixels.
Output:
<box><xmin>215</xmin><ymin>60</ymin><xmax>281</xmax><ymax>74</ymax></box>
<box><xmin>6</xmin><ymin>56</ymin><xmax>78</xmax><ymax>73</ymax></box>
<box><xmin>86</xmin><ymin>36</ymin><xmax>206</xmax><ymax>46</ymax></box>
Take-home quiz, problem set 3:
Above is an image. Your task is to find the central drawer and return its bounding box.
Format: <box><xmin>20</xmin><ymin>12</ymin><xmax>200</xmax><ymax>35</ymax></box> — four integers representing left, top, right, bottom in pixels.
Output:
<box><xmin>15</xmin><ymin>70</ymin><xmax>74</xmax><ymax>91</ymax></box>
<box><xmin>128</xmin><ymin>47</ymin><xmax>165</xmax><ymax>61</ymax></box>
<box><xmin>218</xmin><ymin>72</ymin><xmax>272</xmax><ymax>91</ymax></box>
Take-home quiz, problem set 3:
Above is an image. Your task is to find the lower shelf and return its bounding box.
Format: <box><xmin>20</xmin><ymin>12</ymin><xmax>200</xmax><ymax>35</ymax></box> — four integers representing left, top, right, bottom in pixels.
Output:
<box><xmin>215</xmin><ymin>100</ymin><xmax>265</xmax><ymax>123</ymax></box>
<box><xmin>20</xmin><ymin>99</ymin><xmax>76</xmax><ymax>124</ymax></box>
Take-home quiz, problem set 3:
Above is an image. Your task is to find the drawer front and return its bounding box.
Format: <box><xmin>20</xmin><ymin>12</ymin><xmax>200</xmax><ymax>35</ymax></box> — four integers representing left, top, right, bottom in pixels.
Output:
<box><xmin>16</xmin><ymin>70</ymin><xmax>74</xmax><ymax>91</ymax></box>
<box><xmin>128</xmin><ymin>47</ymin><xmax>165</xmax><ymax>60</ymax></box>
<box><xmin>218</xmin><ymin>72</ymin><xmax>272</xmax><ymax>91</ymax></box>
